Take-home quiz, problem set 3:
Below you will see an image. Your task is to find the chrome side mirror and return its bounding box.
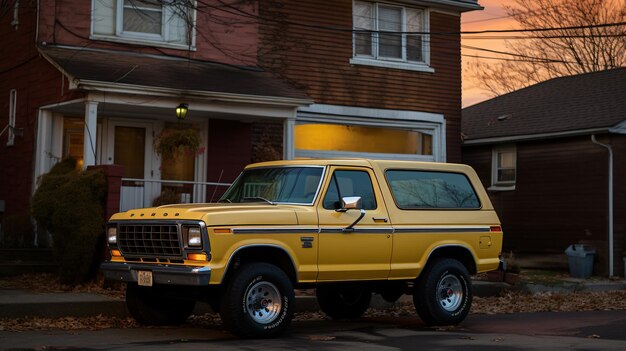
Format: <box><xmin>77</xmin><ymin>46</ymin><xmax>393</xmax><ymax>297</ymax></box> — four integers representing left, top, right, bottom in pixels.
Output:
<box><xmin>339</xmin><ymin>196</ymin><xmax>362</xmax><ymax>212</ymax></box>
<box><xmin>338</xmin><ymin>196</ymin><xmax>365</xmax><ymax>232</ymax></box>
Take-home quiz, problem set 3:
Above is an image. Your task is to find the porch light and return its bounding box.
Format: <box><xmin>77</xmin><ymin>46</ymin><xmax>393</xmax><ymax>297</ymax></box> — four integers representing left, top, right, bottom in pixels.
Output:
<box><xmin>175</xmin><ymin>103</ymin><xmax>189</xmax><ymax>120</ymax></box>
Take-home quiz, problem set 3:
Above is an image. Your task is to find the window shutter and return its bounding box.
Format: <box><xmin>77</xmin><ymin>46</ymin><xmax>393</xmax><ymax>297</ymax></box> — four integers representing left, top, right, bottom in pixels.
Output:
<box><xmin>93</xmin><ymin>0</ymin><xmax>116</xmax><ymax>35</ymax></box>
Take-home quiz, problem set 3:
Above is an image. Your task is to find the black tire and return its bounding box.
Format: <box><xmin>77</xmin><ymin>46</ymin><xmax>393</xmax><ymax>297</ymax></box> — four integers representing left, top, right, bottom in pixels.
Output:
<box><xmin>219</xmin><ymin>263</ymin><xmax>295</xmax><ymax>338</ymax></box>
<box><xmin>126</xmin><ymin>284</ymin><xmax>195</xmax><ymax>326</ymax></box>
<box><xmin>316</xmin><ymin>284</ymin><xmax>372</xmax><ymax>319</ymax></box>
<box><xmin>413</xmin><ymin>258</ymin><xmax>472</xmax><ymax>326</ymax></box>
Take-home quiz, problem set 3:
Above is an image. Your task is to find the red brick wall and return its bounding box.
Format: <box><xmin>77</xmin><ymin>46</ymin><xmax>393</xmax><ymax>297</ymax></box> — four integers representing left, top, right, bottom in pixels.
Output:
<box><xmin>37</xmin><ymin>0</ymin><xmax>259</xmax><ymax>66</ymax></box>
<box><xmin>251</xmin><ymin>120</ymin><xmax>283</xmax><ymax>163</ymax></box>
<box><xmin>205</xmin><ymin>119</ymin><xmax>252</xmax><ymax>201</ymax></box>
<box><xmin>259</xmin><ymin>1</ymin><xmax>462</xmax><ymax>162</ymax></box>
<box><xmin>0</xmin><ymin>2</ymin><xmax>80</xmax><ymax>220</ymax></box>
<box><xmin>87</xmin><ymin>165</ymin><xmax>124</xmax><ymax>221</ymax></box>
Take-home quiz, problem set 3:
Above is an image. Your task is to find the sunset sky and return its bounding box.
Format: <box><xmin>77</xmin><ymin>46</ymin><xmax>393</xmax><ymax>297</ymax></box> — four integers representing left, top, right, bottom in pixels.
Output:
<box><xmin>461</xmin><ymin>0</ymin><xmax>515</xmax><ymax>107</ymax></box>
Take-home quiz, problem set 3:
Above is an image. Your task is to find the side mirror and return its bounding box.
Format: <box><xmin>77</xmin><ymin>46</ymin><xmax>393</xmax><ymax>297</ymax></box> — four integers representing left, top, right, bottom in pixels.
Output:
<box><xmin>339</xmin><ymin>196</ymin><xmax>363</xmax><ymax>212</ymax></box>
<box><xmin>338</xmin><ymin>196</ymin><xmax>366</xmax><ymax>232</ymax></box>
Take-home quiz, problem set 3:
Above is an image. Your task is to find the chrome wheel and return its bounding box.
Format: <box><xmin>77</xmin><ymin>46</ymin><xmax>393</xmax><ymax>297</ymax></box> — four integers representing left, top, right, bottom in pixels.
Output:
<box><xmin>437</xmin><ymin>274</ymin><xmax>463</xmax><ymax>312</ymax></box>
<box><xmin>245</xmin><ymin>281</ymin><xmax>282</xmax><ymax>324</ymax></box>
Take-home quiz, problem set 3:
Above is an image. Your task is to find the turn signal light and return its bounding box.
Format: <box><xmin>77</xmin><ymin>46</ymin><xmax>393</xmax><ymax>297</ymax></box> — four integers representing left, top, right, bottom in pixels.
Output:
<box><xmin>111</xmin><ymin>250</ymin><xmax>121</xmax><ymax>257</ymax></box>
<box><xmin>490</xmin><ymin>226</ymin><xmax>502</xmax><ymax>232</ymax></box>
<box><xmin>187</xmin><ymin>253</ymin><xmax>207</xmax><ymax>261</ymax></box>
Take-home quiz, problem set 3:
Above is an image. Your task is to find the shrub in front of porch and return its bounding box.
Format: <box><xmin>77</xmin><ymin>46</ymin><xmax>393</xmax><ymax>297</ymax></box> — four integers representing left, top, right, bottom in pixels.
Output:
<box><xmin>31</xmin><ymin>158</ymin><xmax>106</xmax><ymax>285</ymax></box>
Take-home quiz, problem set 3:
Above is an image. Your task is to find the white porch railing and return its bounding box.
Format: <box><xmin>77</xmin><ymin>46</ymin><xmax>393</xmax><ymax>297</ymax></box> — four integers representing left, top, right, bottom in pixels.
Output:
<box><xmin>120</xmin><ymin>178</ymin><xmax>232</xmax><ymax>212</ymax></box>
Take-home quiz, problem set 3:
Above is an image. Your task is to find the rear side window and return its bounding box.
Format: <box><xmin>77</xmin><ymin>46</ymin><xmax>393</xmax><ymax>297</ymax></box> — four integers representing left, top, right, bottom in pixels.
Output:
<box><xmin>386</xmin><ymin>170</ymin><xmax>480</xmax><ymax>209</ymax></box>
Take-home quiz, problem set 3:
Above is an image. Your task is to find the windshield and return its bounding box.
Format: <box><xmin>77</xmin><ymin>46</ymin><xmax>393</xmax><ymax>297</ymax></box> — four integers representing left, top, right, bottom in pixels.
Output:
<box><xmin>220</xmin><ymin>166</ymin><xmax>324</xmax><ymax>204</ymax></box>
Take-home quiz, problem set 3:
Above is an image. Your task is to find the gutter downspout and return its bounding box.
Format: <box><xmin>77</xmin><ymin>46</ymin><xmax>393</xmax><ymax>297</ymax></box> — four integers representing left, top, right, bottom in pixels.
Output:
<box><xmin>591</xmin><ymin>135</ymin><xmax>614</xmax><ymax>277</ymax></box>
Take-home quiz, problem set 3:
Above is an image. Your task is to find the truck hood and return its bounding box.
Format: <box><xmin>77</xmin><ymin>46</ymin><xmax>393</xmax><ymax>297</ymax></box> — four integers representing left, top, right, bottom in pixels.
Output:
<box><xmin>110</xmin><ymin>203</ymin><xmax>302</xmax><ymax>226</ymax></box>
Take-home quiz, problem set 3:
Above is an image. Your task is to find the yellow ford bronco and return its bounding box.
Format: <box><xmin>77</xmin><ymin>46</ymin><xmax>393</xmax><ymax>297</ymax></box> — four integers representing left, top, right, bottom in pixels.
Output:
<box><xmin>101</xmin><ymin>159</ymin><xmax>503</xmax><ymax>337</ymax></box>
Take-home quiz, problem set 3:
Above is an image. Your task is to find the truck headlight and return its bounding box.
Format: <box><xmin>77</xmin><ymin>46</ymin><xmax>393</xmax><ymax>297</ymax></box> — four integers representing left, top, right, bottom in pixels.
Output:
<box><xmin>107</xmin><ymin>226</ymin><xmax>117</xmax><ymax>244</ymax></box>
<box><xmin>187</xmin><ymin>227</ymin><xmax>202</xmax><ymax>247</ymax></box>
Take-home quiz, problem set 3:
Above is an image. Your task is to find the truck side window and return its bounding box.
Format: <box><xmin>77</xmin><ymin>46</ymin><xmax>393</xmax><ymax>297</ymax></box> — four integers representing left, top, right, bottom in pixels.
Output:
<box><xmin>386</xmin><ymin>170</ymin><xmax>480</xmax><ymax>209</ymax></box>
<box><xmin>322</xmin><ymin>170</ymin><xmax>377</xmax><ymax>210</ymax></box>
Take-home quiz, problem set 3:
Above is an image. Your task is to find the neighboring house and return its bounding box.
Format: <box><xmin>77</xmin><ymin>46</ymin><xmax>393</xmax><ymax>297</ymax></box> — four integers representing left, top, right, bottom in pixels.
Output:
<box><xmin>0</xmin><ymin>0</ymin><xmax>481</xmax><ymax>245</ymax></box>
<box><xmin>462</xmin><ymin>68</ymin><xmax>626</xmax><ymax>276</ymax></box>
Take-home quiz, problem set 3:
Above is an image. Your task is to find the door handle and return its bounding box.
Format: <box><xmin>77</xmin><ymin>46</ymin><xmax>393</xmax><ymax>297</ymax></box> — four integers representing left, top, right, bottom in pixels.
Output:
<box><xmin>373</xmin><ymin>217</ymin><xmax>388</xmax><ymax>223</ymax></box>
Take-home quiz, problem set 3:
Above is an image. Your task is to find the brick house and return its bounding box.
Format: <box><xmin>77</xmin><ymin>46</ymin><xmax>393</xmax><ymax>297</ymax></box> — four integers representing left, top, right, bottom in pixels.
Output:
<box><xmin>0</xmin><ymin>0</ymin><xmax>481</xmax><ymax>245</ymax></box>
<box><xmin>462</xmin><ymin>68</ymin><xmax>626</xmax><ymax>276</ymax></box>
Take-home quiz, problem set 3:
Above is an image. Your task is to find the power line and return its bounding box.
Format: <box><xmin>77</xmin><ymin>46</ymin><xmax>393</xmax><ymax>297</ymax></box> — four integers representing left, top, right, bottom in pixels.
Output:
<box><xmin>461</xmin><ymin>44</ymin><xmax>573</xmax><ymax>63</ymax></box>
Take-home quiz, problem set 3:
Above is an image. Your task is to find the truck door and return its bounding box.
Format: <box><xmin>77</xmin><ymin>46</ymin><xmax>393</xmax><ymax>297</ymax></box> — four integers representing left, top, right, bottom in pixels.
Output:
<box><xmin>316</xmin><ymin>167</ymin><xmax>393</xmax><ymax>281</ymax></box>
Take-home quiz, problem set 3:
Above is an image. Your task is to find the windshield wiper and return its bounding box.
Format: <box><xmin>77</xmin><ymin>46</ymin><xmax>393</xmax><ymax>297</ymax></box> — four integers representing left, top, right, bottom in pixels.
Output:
<box><xmin>217</xmin><ymin>198</ymin><xmax>232</xmax><ymax>203</ymax></box>
<box><xmin>242</xmin><ymin>197</ymin><xmax>275</xmax><ymax>205</ymax></box>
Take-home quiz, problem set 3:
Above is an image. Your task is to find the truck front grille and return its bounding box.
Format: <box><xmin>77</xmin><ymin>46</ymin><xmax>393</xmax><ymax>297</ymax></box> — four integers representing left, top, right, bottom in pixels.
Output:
<box><xmin>118</xmin><ymin>224</ymin><xmax>182</xmax><ymax>257</ymax></box>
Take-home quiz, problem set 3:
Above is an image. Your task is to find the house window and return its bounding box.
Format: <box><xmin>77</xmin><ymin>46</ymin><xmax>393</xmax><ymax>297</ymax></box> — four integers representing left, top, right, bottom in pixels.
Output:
<box><xmin>491</xmin><ymin>146</ymin><xmax>516</xmax><ymax>189</ymax></box>
<box><xmin>92</xmin><ymin>0</ymin><xmax>194</xmax><ymax>48</ymax></box>
<box><xmin>295</xmin><ymin>104</ymin><xmax>445</xmax><ymax>162</ymax></box>
<box><xmin>351</xmin><ymin>1</ymin><xmax>431</xmax><ymax>72</ymax></box>
<box><xmin>295</xmin><ymin>124</ymin><xmax>433</xmax><ymax>157</ymax></box>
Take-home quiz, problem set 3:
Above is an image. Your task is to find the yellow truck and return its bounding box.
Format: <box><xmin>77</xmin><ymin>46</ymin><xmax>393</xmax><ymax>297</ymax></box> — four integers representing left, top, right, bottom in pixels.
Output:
<box><xmin>101</xmin><ymin>159</ymin><xmax>503</xmax><ymax>337</ymax></box>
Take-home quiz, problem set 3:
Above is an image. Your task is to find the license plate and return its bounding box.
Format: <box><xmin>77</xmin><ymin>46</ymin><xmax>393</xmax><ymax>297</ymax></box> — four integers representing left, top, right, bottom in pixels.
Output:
<box><xmin>137</xmin><ymin>271</ymin><xmax>153</xmax><ymax>287</ymax></box>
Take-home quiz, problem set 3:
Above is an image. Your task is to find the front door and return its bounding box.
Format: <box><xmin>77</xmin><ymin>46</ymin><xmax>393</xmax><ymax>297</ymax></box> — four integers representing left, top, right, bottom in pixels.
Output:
<box><xmin>104</xmin><ymin>120</ymin><xmax>155</xmax><ymax>210</ymax></box>
<box><xmin>316</xmin><ymin>166</ymin><xmax>393</xmax><ymax>281</ymax></box>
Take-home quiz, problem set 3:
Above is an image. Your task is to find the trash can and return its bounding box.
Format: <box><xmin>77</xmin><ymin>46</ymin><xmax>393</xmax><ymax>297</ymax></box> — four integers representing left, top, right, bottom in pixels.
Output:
<box><xmin>564</xmin><ymin>244</ymin><xmax>595</xmax><ymax>278</ymax></box>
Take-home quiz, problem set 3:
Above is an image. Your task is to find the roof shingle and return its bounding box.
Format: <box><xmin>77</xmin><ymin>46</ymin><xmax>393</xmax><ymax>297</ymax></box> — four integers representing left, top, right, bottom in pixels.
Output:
<box><xmin>462</xmin><ymin>68</ymin><xmax>626</xmax><ymax>142</ymax></box>
<box><xmin>39</xmin><ymin>45</ymin><xmax>310</xmax><ymax>101</ymax></box>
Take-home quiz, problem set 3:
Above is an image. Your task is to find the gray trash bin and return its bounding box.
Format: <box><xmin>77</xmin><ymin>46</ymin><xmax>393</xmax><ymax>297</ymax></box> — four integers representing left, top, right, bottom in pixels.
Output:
<box><xmin>564</xmin><ymin>244</ymin><xmax>595</xmax><ymax>278</ymax></box>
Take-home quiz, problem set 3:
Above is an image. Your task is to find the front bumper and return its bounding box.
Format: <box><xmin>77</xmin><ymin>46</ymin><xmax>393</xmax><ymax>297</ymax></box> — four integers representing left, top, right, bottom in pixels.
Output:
<box><xmin>101</xmin><ymin>262</ymin><xmax>211</xmax><ymax>286</ymax></box>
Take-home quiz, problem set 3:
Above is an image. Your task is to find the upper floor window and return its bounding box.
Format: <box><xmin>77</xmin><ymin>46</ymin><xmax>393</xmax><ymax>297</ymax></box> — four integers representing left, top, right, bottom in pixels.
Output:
<box><xmin>92</xmin><ymin>0</ymin><xmax>194</xmax><ymax>48</ymax></box>
<box><xmin>491</xmin><ymin>145</ymin><xmax>516</xmax><ymax>190</ymax></box>
<box><xmin>351</xmin><ymin>1</ymin><xmax>431</xmax><ymax>72</ymax></box>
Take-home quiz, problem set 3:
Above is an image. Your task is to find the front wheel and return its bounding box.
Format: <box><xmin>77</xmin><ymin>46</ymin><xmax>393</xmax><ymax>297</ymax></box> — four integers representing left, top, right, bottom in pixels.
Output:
<box><xmin>413</xmin><ymin>258</ymin><xmax>472</xmax><ymax>326</ymax></box>
<box><xmin>219</xmin><ymin>263</ymin><xmax>295</xmax><ymax>338</ymax></box>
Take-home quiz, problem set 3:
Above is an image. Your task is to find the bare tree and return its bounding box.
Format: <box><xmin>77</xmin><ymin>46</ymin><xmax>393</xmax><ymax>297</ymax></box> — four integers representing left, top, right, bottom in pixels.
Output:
<box><xmin>468</xmin><ymin>0</ymin><xmax>626</xmax><ymax>96</ymax></box>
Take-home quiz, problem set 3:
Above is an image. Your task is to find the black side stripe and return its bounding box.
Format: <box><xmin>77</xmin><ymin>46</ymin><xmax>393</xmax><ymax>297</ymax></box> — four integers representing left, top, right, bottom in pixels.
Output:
<box><xmin>232</xmin><ymin>227</ymin><xmax>491</xmax><ymax>234</ymax></box>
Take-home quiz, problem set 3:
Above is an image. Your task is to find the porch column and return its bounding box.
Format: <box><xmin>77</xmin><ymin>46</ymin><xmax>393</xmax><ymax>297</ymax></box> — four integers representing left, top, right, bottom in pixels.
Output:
<box><xmin>283</xmin><ymin>117</ymin><xmax>295</xmax><ymax>160</ymax></box>
<box><xmin>83</xmin><ymin>101</ymin><xmax>98</xmax><ymax>169</ymax></box>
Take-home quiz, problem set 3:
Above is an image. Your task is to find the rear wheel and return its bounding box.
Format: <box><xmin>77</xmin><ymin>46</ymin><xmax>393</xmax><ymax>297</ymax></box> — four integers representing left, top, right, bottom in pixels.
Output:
<box><xmin>316</xmin><ymin>284</ymin><xmax>372</xmax><ymax>319</ymax></box>
<box><xmin>219</xmin><ymin>263</ymin><xmax>295</xmax><ymax>338</ymax></box>
<box><xmin>413</xmin><ymin>258</ymin><xmax>472</xmax><ymax>326</ymax></box>
<box><xmin>126</xmin><ymin>284</ymin><xmax>195</xmax><ymax>326</ymax></box>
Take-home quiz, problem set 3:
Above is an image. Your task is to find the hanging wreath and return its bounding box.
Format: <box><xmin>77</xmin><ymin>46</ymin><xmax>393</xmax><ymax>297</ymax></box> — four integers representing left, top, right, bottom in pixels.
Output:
<box><xmin>153</xmin><ymin>127</ymin><xmax>201</xmax><ymax>160</ymax></box>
